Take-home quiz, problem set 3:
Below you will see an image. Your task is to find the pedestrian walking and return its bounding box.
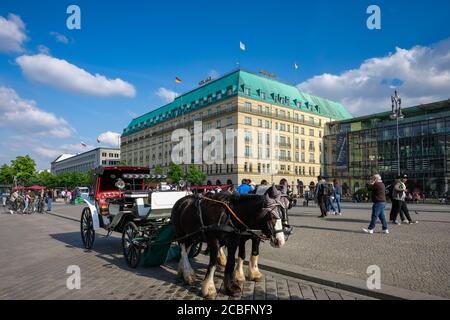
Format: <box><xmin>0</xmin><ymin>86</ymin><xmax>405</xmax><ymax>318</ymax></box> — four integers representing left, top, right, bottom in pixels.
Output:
<box><xmin>46</xmin><ymin>188</ymin><xmax>53</xmax><ymax>212</ymax></box>
<box><xmin>333</xmin><ymin>179</ymin><xmax>342</xmax><ymax>215</ymax></box>
<box><xmin>315</xmin><ymin>176</ymin><xmax>329</xmax><ymax>218</ymax></box>
<box><xmin>363</xmin><ymin>174</ymin><xmax>389</xmax><ymax>234</ymax></box>
<box><xmin>1</xmin><ymin>191</ymin><xmax>6</xmax><ymax>207</ymax></box>
<box><xmin>391</xmin><ymin>174</ymin><xmax>418</xmax><ymax>224</ymax></box>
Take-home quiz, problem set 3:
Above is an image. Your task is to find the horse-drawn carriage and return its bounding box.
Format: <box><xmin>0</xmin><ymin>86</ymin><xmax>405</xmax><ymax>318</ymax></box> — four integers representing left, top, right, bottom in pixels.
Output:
<box><xmin>80</xmin><ymin>166</ymin><xmax>189</xmax><ymax>268</ymax></box>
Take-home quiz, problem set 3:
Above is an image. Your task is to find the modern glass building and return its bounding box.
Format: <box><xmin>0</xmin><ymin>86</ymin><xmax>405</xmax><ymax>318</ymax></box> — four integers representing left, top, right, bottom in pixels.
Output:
<box><xmin>323</xmin><ymin>100</ymin><xmax>450</xmax><ymax>198</ymax></box>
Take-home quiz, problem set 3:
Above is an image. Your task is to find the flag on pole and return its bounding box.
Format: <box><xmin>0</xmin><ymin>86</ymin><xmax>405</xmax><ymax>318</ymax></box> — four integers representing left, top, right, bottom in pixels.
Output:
<box><xmin>81</xmin><ymin>142</ymin><xmax>87</xmax><ymax>148</ymax></box>
<box><xmin>294</xmin><ymin>63</ymin><xmax>299</xmax><ymax>70</ymax></box>
<box><xmin>96</xmin><ymin>137</ymin><xmax>100</xmax><ymax>143</ymax></box>
<box><xmin>175</xmin><ymin>77</ymin><xmax>182</xmax><ymax>84</ymax></box>
<box><xmin>239</xmin><ymin>41</ymin><xmax>246</xmax><ymax>51</ymax></box>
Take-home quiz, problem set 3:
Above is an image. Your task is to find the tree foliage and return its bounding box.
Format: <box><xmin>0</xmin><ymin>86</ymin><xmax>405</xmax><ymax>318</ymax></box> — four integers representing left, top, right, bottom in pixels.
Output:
<box><xmin>167</xmin><ymin>162</ymin><xmax>183</xmax><ymax>183</ymax></box>
<box><xmin>184</xmin><ymin>164</ymin><xmax>206</xmax><ymax>186</ymax></box>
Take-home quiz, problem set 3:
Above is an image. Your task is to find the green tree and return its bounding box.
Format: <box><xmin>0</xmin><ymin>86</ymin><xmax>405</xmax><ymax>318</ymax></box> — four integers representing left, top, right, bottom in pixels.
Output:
<box><xmin>118</xmin><ymin>160</ymin><xmax>127</xmax><ymax>166</ymax></box>
<box><xmin>184</xmin><ymin>164</ymin><xmax>206</xmax><ymax>186</ymax></box>
<box><xmin>0</xmin><ymin>164</ymin><xmax>14</xmax><ymax>184</ymax></box>
<box><xmin>167</xmin><ymin>162</ymin><xmax>183</xmax><ymax>183</ymax></box>
<box><xmin>30</xmin><ymin>171</ymin><xmax>57</xmax><ymax>187</ymax></box>
<box><xmin>11</xmin><ymin>155</ymin><xmax>36</xmax><ymax>185</ymax></box>
<box><xmin>154</xmin><ymin>165</ymin><xmax>163</xmax><ymax>175</ymax></box>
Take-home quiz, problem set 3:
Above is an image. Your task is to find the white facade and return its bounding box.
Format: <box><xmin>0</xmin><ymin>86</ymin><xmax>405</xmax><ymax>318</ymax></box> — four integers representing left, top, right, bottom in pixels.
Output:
<box><xmin>51</xmin><ymin>148</ymin><xmax>121</xmax><ymax>175</ymax></box>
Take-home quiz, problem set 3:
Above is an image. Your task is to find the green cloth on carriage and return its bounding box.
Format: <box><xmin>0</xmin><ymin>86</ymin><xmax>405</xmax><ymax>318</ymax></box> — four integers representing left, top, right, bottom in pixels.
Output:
<box><xmin>141</xmin><ymin>224</ymin><xmax>175</xmax><ymax>267</ymax></box>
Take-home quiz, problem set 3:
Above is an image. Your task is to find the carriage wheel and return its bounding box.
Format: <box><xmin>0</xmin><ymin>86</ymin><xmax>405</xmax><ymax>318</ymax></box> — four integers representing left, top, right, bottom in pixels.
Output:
<box><xmin>81</xmin><ymin>207</ymin><xmax>95</xmax><ymax>249</ymax></box>
<box><xmin>122</xmin><ymin>221</ymin><xmax>142</xmax><ymax>268</ymax></box>
<box><xmin>189</xmin><ymin>242</ymin><xmax>203</xmax><ymax>258</ymax></box>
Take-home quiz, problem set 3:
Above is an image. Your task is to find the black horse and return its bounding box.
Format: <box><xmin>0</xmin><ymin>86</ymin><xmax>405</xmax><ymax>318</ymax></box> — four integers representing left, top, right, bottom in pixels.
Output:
<box><xmin>226</xmin><ymin>186</ymin><xmax>294</xmax><ymax>283</ymax></box>
<box><xmin>171</xmin><ymin>186</ymin><xmax>286</xmax><ymax>299</ymax></box>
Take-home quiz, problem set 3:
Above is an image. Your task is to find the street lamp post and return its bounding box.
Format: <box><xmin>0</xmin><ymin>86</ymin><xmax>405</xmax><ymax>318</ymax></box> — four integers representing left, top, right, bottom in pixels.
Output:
<box><xmin>390</xmin><ymin>90</ymin><xmax>404</xmax><ymax>176</ymax></box>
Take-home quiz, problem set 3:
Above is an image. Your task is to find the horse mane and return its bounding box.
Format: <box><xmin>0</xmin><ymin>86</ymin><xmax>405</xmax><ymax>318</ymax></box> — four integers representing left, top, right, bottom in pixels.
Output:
<box><xmin>212</xmin><ymin>192</ymin><xmax>266</xmax><ymax>213</ymax></box>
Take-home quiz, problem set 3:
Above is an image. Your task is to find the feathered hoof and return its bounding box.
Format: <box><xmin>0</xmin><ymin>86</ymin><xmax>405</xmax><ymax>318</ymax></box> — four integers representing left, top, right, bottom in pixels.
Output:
<box><xmin>248</xmin><ymin>271</ymin><xmax>263</xmax><ymax>282</ymax></box>
<box><xmin>202</xmin><ymin>285</ymin><xmax>217</xmax><ymax>300</ymax></box>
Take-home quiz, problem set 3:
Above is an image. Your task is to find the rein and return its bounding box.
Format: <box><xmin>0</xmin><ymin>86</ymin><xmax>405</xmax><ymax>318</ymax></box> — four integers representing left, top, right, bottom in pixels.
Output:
<box><xmin>201</xmin><ymin>196</ymin><xmax>268</xmax><ymax>241</ymax></box>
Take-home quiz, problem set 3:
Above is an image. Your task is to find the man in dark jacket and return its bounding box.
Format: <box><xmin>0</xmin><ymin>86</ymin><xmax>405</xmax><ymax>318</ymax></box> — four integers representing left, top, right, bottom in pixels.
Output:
<box><xmin>315</xmin><ymin>176</ymin><xmax>329</xmax><ymax>218</ymax></box>
<box><xmin>363</xmin><ymin>174</ymin><xmax>389</xmax><ymax>234</ymax></box>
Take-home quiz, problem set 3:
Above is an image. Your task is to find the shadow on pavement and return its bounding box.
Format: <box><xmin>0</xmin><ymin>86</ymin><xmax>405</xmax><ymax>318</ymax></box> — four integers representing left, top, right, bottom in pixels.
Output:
<box><xmin>293</xmin><ymin>225</ymin><xmax>364</xmax><ymax>235</ymax></box>
<box><xmin>49</xmin><ymin>231</ymin><xmax>215</xmax><ymax>298</ymax></box>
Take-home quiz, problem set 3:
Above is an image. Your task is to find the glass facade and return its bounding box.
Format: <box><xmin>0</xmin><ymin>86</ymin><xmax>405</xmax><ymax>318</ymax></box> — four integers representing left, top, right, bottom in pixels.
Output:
<box><xmin>324</xmin><ymin>101</ymin><xmax>450</xmax><ymax>198</ymax></box>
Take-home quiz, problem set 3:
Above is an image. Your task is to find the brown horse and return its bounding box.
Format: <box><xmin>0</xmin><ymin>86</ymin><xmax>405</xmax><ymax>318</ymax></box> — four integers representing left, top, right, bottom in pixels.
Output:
<box><xmin>171</xmin><ymin>186</ymin><xmax>286</xmax><ymax>299</ymax></box>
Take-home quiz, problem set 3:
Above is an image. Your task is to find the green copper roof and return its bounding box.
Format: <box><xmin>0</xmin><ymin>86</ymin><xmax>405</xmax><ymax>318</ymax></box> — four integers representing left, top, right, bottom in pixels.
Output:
<box><xmin>122</xmin><ymin>69</ymin><xmax>352</xmax><ymax>136</ymax></box>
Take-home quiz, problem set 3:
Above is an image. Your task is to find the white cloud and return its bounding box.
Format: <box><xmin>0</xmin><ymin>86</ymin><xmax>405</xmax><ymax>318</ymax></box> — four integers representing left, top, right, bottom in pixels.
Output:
<box><xmin>155</xmin><ymin>87</ymin><xmax>178</xmax><ymax>103</ymax></box>
<box><xmin>0</xmin><ymin>86</ymin><xmax>73</xmax><ymax>138</ymax></box>
<box><xmin>16</xmin><ymin>54</ymin><xmax>136</xmax><ymax>97</ymax></box>
<box><xmin>49</xmin><ymin>31</ymin><xmax>69</xmax><ymax>44</ymax></box>
<box><xmin>33</xmin><ymin>143</ymin><xmax>94</xmax><ymax>160</ymax></box>
<box><xmin>0</xmin><ymin>13</ymin><xmax>27</xmax><ymax>53</ymax></box>
<box><xmin>37</xmin><ymin>45</ymin><xmax>50</xmax><ymax>55</ymax></box>
<box><xmin>298</xmin><ymin>38</ymin><xmax>450</xmax><ymax>116</ymax></box>
<box><xmin>97</xmin><ymin>131</ymin><xmax>121</xmax><ymax>147</ymax></box>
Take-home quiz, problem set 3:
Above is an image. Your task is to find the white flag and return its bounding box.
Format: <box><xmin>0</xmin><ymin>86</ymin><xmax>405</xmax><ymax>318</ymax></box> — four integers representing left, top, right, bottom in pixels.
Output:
<box><xmin>240</xmin><ymin>41</ymin><xmax>246</xmax><ymax>51</ymax></box>
<box><xmin>294</xmin><ymin>63</ymin><xmax>299</xmax><ymax>70</ymax></box>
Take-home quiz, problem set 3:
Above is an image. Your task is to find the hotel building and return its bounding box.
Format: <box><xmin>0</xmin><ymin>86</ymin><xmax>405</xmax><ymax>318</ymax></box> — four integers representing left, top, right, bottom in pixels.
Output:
<box><xmin>121</xmin><ymin>69</ymin><xmax>352</xmax><ymax>189</ymax></box>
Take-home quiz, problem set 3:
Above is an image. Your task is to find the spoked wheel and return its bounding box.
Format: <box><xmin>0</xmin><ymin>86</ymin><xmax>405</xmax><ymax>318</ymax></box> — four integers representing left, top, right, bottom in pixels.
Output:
<box><xmin>122</xmin><ymin>221</ymin><xmax>142</xmax><ymax>268</ymax></box>
<box><xmin>189</xmin><ymin>242</ymin><xmax>203</xmax><ymax>258</ymax></box>
<box><xmin>81</xmin><ymin>207</ymin><xmax>95</xmax><ymax>249</ymax></box>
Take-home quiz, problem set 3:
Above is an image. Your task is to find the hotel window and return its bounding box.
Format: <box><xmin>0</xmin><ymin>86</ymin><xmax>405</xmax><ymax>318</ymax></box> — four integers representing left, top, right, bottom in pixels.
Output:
<box><xmin>258</xmin><ymin>147</ymin><xmax>262</xmax><ymax>159</ymax></box>
<box><xmin>266</xmin><ymin>134</ymin><xmax>270</xmax><ymax>145</ymax></box>
<box><xmin>279</xmin><ymin>110</ymin><xmax>286</xmax><ymax>118</ymax></box>
<box><xmin>258</xmin><ymin>132</ymin><xmax>263</xmax><ymax>144</ymax></box>
<box><xmin>258</xmin><ymin>105</ymin><xmax>263</xmax><ymax>114</ymax></box>
<box><xmin>102</xmin><ymin>152</ymin><xmax>107</xmax><ymax>157</ymax></box>
<box><xmin>265</xmin><ymin>120</ymin><xmax>270</xmax><ymax>129</ymax></box>
<box><xmin>309</xmin><ymin>153</ymin><xmax>315</xmax><ymax>163</ymax></box>
<box><xmin>258</xmin><ymin>119</ymin><xmax>262</xmax><ymax>127</ymax></box>
<box><xmin>287</xmin><ymin>151</ymin><xmax>291</xmax><ymax>160</ymax></box>
<box><xmin>244</xmin><ymin>87</ymin><xmax>251</xmax><ymax>96</ymax></box>
<box><xmin>275</xmin><ymin>123</ymin><xmax>279</xmax><ymax>130</ymax></box>
<box><xmin>266</xmin><ymin>148</ymin><xmax>270</xmax><ymax>159</ymax></box>
<box><xmin>301</xmin><ymin>115</ymin><xmax>305</xmax><ymax>123</ymax></box>
<box><xmin>309</xmin><ymin>129</ymin><xmax>314</xmax><ymax>136</ymax></box>
<box><xmin>294</xmin><ymin>126</ymin><xmax>299</xmax><ymax>134</ymax></box>
<box><xmin>295</xmin><ymin>152</ymin><xmax>299</xmax><ymax>161</ymax></box>
<box><xmin>287</xmin><ymin>125</ymin><xmax>290</xmax><ymax>132</ymax></box>
<box><xmin>244</xmin><ymin>117</ymin><xmax>252</xmax><ymax>125</ymax></box>
<box><xmin>227</xmin><ymin>117</ymin><xmax>233</xmax><ymax>125</ymax></box>
<box><xmin>309</xmin><ymin>116</ymin><xmax>314</xmax><ymax>125</ymax></box>
<box><xmin>260</xmin><ymin>92</ymin><xmax>266</xmax><ymax>100</ymax></box>
<box><xmin>265</xmin><ymin>106</ymin><xmax>270</xmax><ymax>115</ymax></box>
<box><xmin>309</xmin><ymin>141</ymin><xmax>314</xmax><ymax>150</ymax></box>
<box><xmin>295</xmin><ymin>113</ymin><xmax>299</xmax><ymax>121</ymax></box>
<box><xmin>280</xmin><ymin>123</ymin><xmax>286</xmax><ymax>131</ymax></box>
<box><xmin>244</xmin><ymin>131</ymin><xmax>252</xmax><ymax>143</ymax></box>
<box><xmin>244</xmin><ymin>102</ymin><xmax>252</xmax><ymax>112</ymax></box>
<box><xmin>301</xmin><ymin>139</ymin><xmax>305</xmax><ymax>149</ymax></box>
<box><xmin>301</xmin><ymin>127</ymin><xmax>305</xmax><ymax>135</ymax></box>
<box><xmin>295</xmin><ymin>138</ymin><xmax>299</xmax><ymax>148</ymax></box>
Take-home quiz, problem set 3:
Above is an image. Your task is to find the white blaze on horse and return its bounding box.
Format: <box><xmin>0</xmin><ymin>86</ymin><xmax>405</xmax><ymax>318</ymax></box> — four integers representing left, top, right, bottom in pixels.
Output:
<box><xmin>171</xmin><ymin>186</ymin><xmax>288</xmax><ymax>299</ymax></box>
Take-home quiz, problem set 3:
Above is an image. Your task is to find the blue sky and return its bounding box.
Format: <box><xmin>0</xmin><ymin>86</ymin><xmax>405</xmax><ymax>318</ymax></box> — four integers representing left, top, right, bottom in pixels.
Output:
<box><xmin>1</xmin><ymin>0</ymin><xmax>450</xmax><ymax>169</ymax></box>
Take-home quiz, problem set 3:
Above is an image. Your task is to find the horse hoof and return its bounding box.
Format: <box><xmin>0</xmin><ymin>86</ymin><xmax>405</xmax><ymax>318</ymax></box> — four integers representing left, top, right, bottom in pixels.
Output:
<box><xmin>226</xmin><ymin>285</ymin><xmax>241</xmax><ymax>297</ymax></box>
<box><xmin>202</xmin><ymin>287</ymin><xmax>217</xmax><ymax>300</ymax></box>
<box><xmin>234</xmin><ymin>271</ymin><xmax>245</xmax><ymax>284</ymax></box>
<box><xmin>184</xmin><ymin>274</ymin><xmax>196</xmax><ymax>286</ymax></box>
<box><xmin>248</xmin><ymin>273</ymin><xmax>263</xmax><ymax>282</ymax></box>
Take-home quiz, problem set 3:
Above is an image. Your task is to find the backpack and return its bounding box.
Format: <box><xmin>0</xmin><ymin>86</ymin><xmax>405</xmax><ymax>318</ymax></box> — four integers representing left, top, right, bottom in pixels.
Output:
<box><xmin>385</xmin><ymin>184</ymin><xmax>394</xmax><ymax>199</ymax></box>
<box><xmin>319</xmin><ymin>183</ymin><xmax>329</xmax><ymax>197</ymax></box>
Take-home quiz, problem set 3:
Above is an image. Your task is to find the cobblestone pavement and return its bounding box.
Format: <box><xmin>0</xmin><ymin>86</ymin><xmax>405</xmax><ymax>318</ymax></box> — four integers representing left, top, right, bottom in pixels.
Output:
<box><xmin>0</xmin><ymin>207</ymin><xmax>373</xmax><ymax>300</ymax></box>
<box><xmin>258</xmin><ymin>202</ymin><xmax>450</xmax><ymax>298</ymax></box>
